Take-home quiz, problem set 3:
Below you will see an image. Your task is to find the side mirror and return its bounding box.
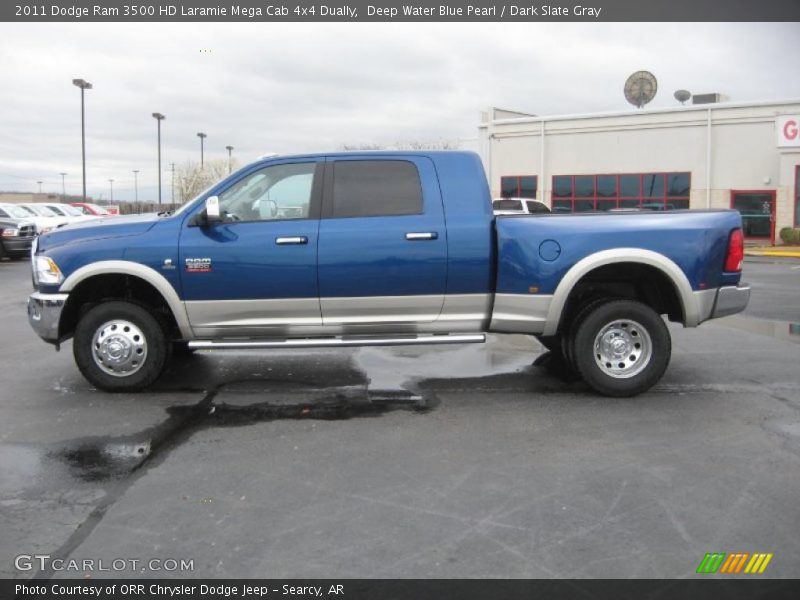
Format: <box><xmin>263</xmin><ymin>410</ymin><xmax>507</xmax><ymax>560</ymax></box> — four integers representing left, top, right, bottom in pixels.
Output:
<box><xmin>205</xmin><ymin>195</ymin><xmax>221</xmax><ymax>224</ymax></box>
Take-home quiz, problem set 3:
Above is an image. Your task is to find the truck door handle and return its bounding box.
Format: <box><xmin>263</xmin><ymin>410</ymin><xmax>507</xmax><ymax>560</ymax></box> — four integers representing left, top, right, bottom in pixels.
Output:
<box><xmin>405</xmin><ymin>232</ymin><xmax>438</xmax><ymax>241</ymax></box>
<box><xmin>275</xmin><ymin>236</ymin><xmax>308</xmax><ymax>245</ymax></box>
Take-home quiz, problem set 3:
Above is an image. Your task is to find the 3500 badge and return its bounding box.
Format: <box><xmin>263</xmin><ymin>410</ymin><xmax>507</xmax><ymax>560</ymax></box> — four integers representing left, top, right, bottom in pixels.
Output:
<box><xmin>185</xmin><ymin>258</ymin><xmax>212</xmax><ymax>273</ymax></box>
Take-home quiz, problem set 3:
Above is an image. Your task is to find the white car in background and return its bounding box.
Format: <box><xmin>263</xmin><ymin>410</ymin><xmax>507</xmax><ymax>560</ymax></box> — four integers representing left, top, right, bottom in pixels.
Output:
<box><xmin>0</xmin><ymin>203</ymin><xmax>62</xmax><ymax>235</ymax></box>
<box><xmin>492</xmin><ymin>197</ymin><xmax>551</xmax><ymax>215</ymax></box>
<box><xmin>39</xmin><ymin>202</ymin><xmax>99</xmax><ymax>224</ymax></box>
<box><xmin>18</xmin><ymin>203</ymin><xmax>73</xmax><ymax>228</ymax></box>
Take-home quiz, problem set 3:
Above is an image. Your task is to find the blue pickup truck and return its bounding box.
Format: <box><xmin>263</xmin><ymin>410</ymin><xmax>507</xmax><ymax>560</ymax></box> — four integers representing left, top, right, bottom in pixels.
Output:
<box><xmin>27</xmin><ymin>151</ymin><xmax>749</xmax><ymax>396</ymax></box>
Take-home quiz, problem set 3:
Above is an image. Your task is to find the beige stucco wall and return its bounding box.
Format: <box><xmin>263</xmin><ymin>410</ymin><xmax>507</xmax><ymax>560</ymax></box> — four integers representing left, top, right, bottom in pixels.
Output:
<box><xmin>480</xmin><ymin>101</ymin><xmax>800</xmax><ymax>243</ymax></box>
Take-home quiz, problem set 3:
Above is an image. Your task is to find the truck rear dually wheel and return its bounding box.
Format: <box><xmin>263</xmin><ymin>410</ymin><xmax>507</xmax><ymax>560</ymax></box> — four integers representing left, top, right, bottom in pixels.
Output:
<box><xmin>73</xmin><ymin>301</ymin><xmax>169</xmax><ymax>392</ymax></box>
<box><xmin>571</xmin><ymin>299</ymin><xmax>670</xmax><ymax>397</ymax></box>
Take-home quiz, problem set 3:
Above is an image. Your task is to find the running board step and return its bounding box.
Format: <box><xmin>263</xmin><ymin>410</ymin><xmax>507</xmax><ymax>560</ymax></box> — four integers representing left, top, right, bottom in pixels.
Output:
<box><xmin>188</xmin><ymin>333</ymin><xmax>486</xmax><ymax>350</ymax></box>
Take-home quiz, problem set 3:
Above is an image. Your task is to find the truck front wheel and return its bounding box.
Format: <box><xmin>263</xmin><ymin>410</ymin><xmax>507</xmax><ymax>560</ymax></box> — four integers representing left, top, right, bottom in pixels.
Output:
<box><xmin>73</xmin><ymin>301</ymin><xmax>169</xmax><ymax>392</ymax></box>
<box><xmin>571</xmin><ymin>299</ymin><xmax>671</xmax><ymax>397</ymax></box>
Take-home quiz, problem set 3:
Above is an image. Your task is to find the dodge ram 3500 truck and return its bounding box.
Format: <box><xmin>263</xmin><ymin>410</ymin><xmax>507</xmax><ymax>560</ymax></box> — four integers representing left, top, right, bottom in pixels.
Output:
<box><xmin>27</xmin><ymin>151</ymin><xmax>750</xmax><ymax>396</ymax></box>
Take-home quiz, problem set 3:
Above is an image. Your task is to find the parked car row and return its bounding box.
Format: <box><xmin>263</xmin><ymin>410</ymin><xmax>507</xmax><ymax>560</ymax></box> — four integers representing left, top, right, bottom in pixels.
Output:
<box><xmin>0</xmin><ymin>202</ymin><xmax>111</xmax><ymax>237</ymax></box>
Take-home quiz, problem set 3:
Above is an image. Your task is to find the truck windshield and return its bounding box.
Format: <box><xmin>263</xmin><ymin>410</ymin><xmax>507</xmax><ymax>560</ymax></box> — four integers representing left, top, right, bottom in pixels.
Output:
<box><xmin>1</xmin><ymin>204</ymin><xmax>32</xmax><ymax>219</ymax></box>
<box><xmin>26</xmin><ymin>205</ymin><xmax>57</xmax><ymax>216</ymax></box>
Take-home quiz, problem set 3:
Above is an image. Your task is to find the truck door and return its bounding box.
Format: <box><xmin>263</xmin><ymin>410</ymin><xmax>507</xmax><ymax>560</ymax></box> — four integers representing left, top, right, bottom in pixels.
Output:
<box><xmin>179</xmin><ymin>160</ymin><xmax>322</xmax><ymax>337</ymax></box>
<box><xmin>317</xmin><ymin>157</ymin><xmax>447</xmax><ymax>326</ymax></box>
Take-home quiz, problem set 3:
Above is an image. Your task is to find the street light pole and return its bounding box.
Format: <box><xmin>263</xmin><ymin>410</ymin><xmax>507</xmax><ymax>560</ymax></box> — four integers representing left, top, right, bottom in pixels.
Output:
<box><xmin>197</xmin><ymin>132</ymin><xmax>207</xmax><ymax>167</ymax></box>
<box><xmin>37</xmin><ymin>181</ymin><xmax>43</xmax><ymax>194</ymax></box>
<box><xmin>132</xmin><ymin>170</ymin><xmax>139</xmax><ymax>203</ymax></box>
<box><xmin>59</xmin><ymin>172</ymin><xmax>67</xmax><ymax>200</ymax></box>
<box><xmin>152</xmin><ymin>113</ymin><xmax>165</xmax><ymax>205</ymax></box>
<box><xmin>225</xmin><ymin>145</ymin><xmax>234</xmax><ymax>173</ymax></box>
<box><xmin>170</xmin><ymin>163</ymin><xmax>175</xmax><ymax>204</ymax></box>
<box><xmin>72</xmin><ymin>78</ymin><xmax>92</xmax><ymax>202</ymax></box>
<box><xmin>109</xmin><ymin>179</ymin><xmax>114</xmax><ymax>202</ymax></box>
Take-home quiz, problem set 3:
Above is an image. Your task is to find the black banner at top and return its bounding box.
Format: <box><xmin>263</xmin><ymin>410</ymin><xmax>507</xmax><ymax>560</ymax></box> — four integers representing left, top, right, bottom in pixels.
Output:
<box><xmin>3</xmin><ymin>0</ymin><xmax>800</xmax><ymax>22</ymax></box>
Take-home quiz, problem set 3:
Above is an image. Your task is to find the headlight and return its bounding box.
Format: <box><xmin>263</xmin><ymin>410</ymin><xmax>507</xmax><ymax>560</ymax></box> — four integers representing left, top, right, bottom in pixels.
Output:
<box><xmin>1</xmin><ymin>228</ymin><xmax>19</xmax><ymax>237</ymax></box>
<box><xmin>39</xmin><ymin>226</ymin><xmax>53</xmax><ymax>235</ymax></box>
<box><xmin>34</xmin><ymin>256</ymin><xmax>63</xmax><ymax>285</ymax></box>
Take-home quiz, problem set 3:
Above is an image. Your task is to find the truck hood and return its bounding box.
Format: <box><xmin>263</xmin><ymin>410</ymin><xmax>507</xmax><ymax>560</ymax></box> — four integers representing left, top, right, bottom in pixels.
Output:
<box><xmin>36</xmin><ymin>213</ymin><xmax>162</xmax><ymax>253</ymax></box>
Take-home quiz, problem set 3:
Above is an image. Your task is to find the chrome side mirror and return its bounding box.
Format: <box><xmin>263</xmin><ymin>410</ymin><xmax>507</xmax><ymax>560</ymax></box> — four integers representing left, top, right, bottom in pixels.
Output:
<box><xmin>205</xmin><ymin>195</ymin><xmax>221</xmax><ymax>224</ymax></box>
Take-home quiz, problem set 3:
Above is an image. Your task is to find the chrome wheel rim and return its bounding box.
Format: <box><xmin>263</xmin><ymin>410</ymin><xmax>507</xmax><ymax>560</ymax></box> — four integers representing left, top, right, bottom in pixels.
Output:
<box><xmin>593</xmin><ymin>319</ymin><xmax>652</xmax><ymax>379</ymax></box>
<box><xmin>92</xmin><ymin>320</ymin><xmax>148</xmax><ymax>377</ymax></box>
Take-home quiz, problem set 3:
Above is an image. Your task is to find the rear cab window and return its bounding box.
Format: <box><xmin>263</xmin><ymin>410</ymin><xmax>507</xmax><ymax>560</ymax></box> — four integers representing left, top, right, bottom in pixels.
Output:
<box><xmin>329</xmin><ymin>160</ymin><xmax>423</xmax><ymax>218</ymax></box>
<box><xmin>493</xmin><ymin>199</ymin><xmax>523</xmax><ymax>211</ymax></box>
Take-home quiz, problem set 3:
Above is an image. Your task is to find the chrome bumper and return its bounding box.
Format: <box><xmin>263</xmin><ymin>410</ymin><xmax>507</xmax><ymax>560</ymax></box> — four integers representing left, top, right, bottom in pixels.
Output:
<box><xmin>710</xmin><ymin>283</ymin><xmax>750</xmax><ymax>319</ymax></box>
<box><xmin>27</xmin><ymin>292</ymin><xmax>68</xmax><ymax>343</ymax></box>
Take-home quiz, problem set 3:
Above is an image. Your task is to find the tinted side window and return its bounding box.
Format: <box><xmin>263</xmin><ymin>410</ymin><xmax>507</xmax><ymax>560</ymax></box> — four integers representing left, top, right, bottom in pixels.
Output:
<box><xmin>332</xmin><ymin>160</ymin><xmax>422</xmax><ymax>218</ymax></box>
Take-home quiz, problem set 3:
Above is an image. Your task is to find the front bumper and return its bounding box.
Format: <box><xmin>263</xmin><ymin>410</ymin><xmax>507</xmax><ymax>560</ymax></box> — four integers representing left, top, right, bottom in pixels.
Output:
<box><xmin>27</xmin><ymin>292</ymin><xmax>68</xmax><ymax>343</ymax></box>
<box><xmin>710</xmin><ymin>283</ymin><xmax>751</xmax><ymax>319</ymax></box>
<box><xmin>2</xmin><ymin>236</ymin><xmax>35</xmax><ymax>256</ymax></box>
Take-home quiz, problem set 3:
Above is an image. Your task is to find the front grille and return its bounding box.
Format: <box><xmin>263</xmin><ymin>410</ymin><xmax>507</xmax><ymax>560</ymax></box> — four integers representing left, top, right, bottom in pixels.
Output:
<box><xmin>19</xmin><ymin>225</ymin><xmax>36</xmax><ymax>238</ymax></box>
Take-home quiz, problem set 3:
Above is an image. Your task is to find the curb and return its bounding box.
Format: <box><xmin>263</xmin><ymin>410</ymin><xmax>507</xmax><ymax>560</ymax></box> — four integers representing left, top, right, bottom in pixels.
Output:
<box><xmin>745</xmin><ymin>250</ymin><xmax>800</xmax><ymax>259</ymax></box>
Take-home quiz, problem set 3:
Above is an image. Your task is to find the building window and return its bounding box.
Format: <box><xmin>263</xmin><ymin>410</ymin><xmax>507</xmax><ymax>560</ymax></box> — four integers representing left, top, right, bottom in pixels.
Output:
<box><xmin>731</xmin><ymin>190</ymin><xmax>775</xmax><ymax>243</ymax></box>
<box><xmin>500</xmin><ymin>175</ymin><xmax>537</xmax><ymax>199</ymax></box>
<box><xmin>795</xmin><ymin>165</ymin><xmax>800</xmax><ymax>227</ymax></box>
<box><xmin>551</xmin><ymin>173</ymin><xmax>691</xmax><ymax>213</ymax></box>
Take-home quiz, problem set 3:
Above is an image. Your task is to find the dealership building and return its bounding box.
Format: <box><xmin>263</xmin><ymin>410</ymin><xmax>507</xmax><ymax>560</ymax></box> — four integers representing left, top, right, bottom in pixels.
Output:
<box><xmin>478</xmin><ymin>100</ymin><xmax>800</xmax><ymax>245</ymax></box>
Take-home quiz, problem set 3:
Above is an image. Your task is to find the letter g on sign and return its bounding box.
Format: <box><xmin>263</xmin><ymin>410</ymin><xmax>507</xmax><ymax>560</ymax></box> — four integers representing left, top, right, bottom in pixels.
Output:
<box><xmin>784</xmin><ymin>119</ymin><xmax>798</xmax><ymax>141</ymax></box>
<box><xmin>777</xmin><ymin>116</ymin><xmax>800</xmax><ymax>146</ymax></box>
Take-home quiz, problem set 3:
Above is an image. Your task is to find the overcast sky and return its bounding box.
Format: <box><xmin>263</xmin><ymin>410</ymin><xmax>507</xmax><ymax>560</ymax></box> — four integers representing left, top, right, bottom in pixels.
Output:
<box><xmin>1</xmin><ymin>22</ymin><xmax>799</xmax><ymax>202</ymax></box>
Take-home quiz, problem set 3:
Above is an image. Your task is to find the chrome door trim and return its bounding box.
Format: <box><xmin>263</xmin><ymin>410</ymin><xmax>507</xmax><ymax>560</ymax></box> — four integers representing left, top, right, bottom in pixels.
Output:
<box><xmin>187</xmin><ymin>294</ymin><xmax>492</xmax><ymax>338</ymax></box>
<box><xmin>320</xmin><ymin>294</ymin><xmax>443</xmax><ymax>325</ymax></box>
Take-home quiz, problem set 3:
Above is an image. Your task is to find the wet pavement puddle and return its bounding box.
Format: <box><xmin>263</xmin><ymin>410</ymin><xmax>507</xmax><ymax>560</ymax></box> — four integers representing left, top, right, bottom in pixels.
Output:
<box><xmin>9</xmin><ymin>341</ymin><xmax>540</xmax><ymax>489</ymax></box>
<box><xmin>714</xmin><ymin>315</ymin><xmax>800</xmax><ymax>344</ymax></box>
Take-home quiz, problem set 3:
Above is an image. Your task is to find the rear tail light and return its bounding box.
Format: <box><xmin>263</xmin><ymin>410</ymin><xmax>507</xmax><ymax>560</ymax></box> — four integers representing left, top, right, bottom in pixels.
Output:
<box><xmin>724</xmin><ymin>228</ymin><xmax>744</xmax><ymax>272</ymax></box>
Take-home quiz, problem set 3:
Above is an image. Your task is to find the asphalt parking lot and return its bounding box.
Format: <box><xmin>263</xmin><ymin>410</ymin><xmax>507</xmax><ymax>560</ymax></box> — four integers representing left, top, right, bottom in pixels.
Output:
<box><xmin>1</xmin><ymin>257</ymin><xmax>799</xmax><ymax>579</ymax></box>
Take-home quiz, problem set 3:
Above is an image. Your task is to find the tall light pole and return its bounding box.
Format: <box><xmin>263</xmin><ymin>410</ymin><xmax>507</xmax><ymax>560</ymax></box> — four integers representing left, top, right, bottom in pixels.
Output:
<box><xmin>225</xmin><ymin>145</ymin><xmax>234</xmax><ymax>174</ymax></box>
<box><xmin>132</xmin><ymin>170</ymin><xmax>139</xmax><ymax>203</ymax></box>
<box><xmin>197</xmin><ymin>132</ymin><xmax>207</xmax><ymax>167</ymax></box>
<box><xmin>37</xmin><ymin>180</ymin><xmax>43</xmax><ymax>194</ymax></box>
<box><xmin>152</xmin><ymin>112</ymin><xmax>165</xmax><ymax>205</ymax></box>
<box><xmin>108</xmin><ymin>179</ymin><xmax>114</xmax><ymax>202</ymax></box>
<box><xmin>72</xmin><ymin>78</ymin><xmax>92</xmax><ymax>202</ymax></box>
<box><xmin>170</xmin><ymin>162</ymin><xmax>175</xmax><ymax>204</ymax></box>
<box><xmin>59</xmin><ymin>172</ymin><xmax>67</xmax><ymax>200</ymax></box>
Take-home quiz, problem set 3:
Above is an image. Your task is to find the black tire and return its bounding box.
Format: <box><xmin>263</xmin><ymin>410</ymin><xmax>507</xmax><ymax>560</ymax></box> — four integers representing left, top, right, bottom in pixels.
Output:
<box><xmin>533</xmin><ymin>335</ymin><xmax>579</xmax><ymax>380</ymax></box>
<box><xmin>571</xmin><ymin>299</ymin><xmax>671</xmax><ymax>397</ymax></box>
<box><xmin>73</xmin><ymin>301</ymin><xmax>170</xmax><ymax>392</ymax></box>
<box><xmin>561</xmin><ymin>297</ymin><xmax>612</xmax><ymax>376</ymax></box>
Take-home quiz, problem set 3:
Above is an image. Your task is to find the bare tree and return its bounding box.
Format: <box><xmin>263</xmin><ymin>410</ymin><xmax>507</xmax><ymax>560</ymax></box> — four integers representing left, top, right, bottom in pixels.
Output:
<box><xmin>175</xmin><ymin>158</ymin><xmax>237</xmax><ymax>203</ymax></box>
<box><xmin>338</xmin><ymin>139</ymin><xmax>461</xmax><ymax>152</ymax></box>
<box><xmin>339</xmin><ymin>143</ymin><xmax>387</xmax><ymax>151</ymax></box>
<box><xmin>394</xmin><ymin>139</ymin><xmax>461</xmax><ymax>150</ymax></box>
